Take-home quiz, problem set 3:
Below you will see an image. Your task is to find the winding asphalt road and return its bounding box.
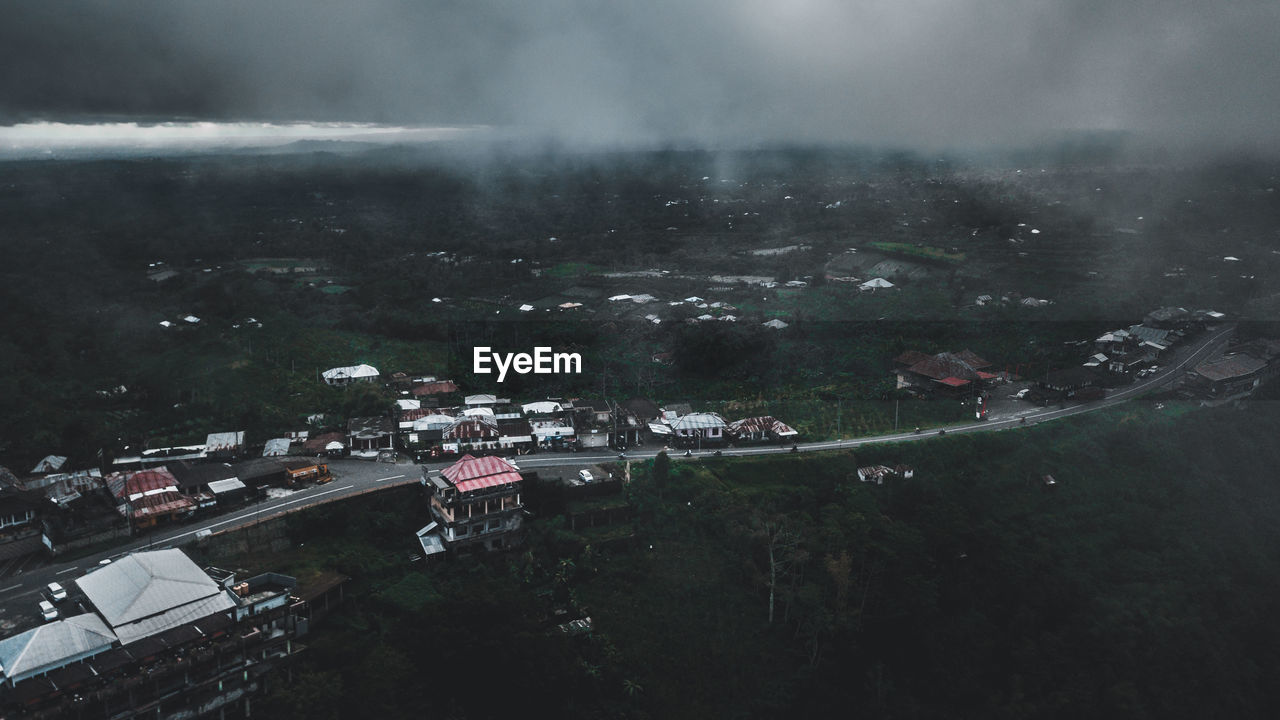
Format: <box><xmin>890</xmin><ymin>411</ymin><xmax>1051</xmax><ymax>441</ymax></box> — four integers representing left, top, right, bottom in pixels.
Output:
<box><xmin>0</xmin><ymin>323</ymin><xmax>1235</xmax><ymax>613</ymax></box>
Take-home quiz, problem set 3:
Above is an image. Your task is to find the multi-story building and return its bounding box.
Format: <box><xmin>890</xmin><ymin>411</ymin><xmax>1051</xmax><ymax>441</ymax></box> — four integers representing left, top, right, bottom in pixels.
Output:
<box><xmin>0</xmin><ymin>548</ymin><xmax>309</xmax><ymax>719</ymax></box>
<box><xmin>420</xmin><ymin>455</ymin><xmax>524</xmax><ymax>556</ymax></box>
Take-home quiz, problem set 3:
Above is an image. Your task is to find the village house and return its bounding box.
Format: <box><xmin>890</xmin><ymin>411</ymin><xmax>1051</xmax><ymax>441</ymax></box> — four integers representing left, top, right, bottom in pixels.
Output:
<box><xmin>1184</xmin><ymin>354</ymin><xmax>1269</xmax><ymax>406</ymax></box>
<box><xmin>894</xmin><ymin>350</ymin><xmax>997</xmax><ymax>397</ymax></box>
<box><xmin>1031</xmin><ymin>367</ymin><xmax>1103</xmax><ymax>405</ymax></box>
<box><xmin>321</xmin><ymin>363</ymin><xmax>380</xmax><ymax>386</ymax></box>
<box><xmin>728</xmin><ymin>416</ymin><xmax>800</xmax><ymax>444</ymax></box>
<box><xmin>0</xmin><ymin>483</ymin><xmax>44</xmax><ymax>545</ymax></box>
<box><xmin>262</xmin><ymin>438</ymin><xmax>291</xmax><ymax>456</ymax></box>
<box><xmin>568</xmin><ymin>399</ymin><xmax>615</xmax><ymax>449</ymax></box>
<box><xmin>410</xmin><ymin>379</ymin><xmax>460</xmax><ymax>402</ymax></box>
<box><xmin>302</xmin><ymin>431</ymin><xmax>347</xmax><ymax>457</ymax></box>
<box><xmin>104</xmin><ymin>468</ymin><xmax>196</xmax><ymax>531</ymax></box>
<box><xmin>496</xmin><ymin>418</ymin><xmax>537</xmax><ymax>454</ymax></box>
<box><xmin>168</xmin><ymin>461</ymin><xmax>239</xmax><ymax>511</ymax></box>
<box><xmin>346</xmin><ymin>416</ymin><xmax>397</xmax><ymax>458</ymax></box>
<box><xmin>204</xmin><ymin>431</ymin><xmax>246</xmax><ymax>460</ymax></box>
<box><xmin>670</xmin><ymin>412</ymin><xmax>729</xmax><ymax>448</ymax></box>
<box><xmin>443</xmin><ymin>415</ymin><xmax>503</xmax><ymax>454</ymax></box>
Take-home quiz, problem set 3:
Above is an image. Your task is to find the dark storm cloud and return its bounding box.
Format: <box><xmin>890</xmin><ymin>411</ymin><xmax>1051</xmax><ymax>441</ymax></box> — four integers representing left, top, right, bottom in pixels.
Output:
<box><xmin>2</xmin><ymin>0</ymin><xmax>1278</xmax><ymax>149</ymax></box>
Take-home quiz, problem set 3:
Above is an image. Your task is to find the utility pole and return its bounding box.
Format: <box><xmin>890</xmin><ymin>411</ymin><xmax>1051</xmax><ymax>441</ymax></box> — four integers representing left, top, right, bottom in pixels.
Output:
<box><xmin>894</xmin><ymin>398</ymin><xmax>899</xmax><ymax>432</ymax></box>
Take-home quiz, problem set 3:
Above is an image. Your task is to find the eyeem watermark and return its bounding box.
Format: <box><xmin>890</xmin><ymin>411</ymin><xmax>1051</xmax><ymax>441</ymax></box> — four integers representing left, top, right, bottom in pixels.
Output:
<box><xmin>473</xmin><ymin>346</ymin><xmax>582</xmax><ymax>382</ymax></box>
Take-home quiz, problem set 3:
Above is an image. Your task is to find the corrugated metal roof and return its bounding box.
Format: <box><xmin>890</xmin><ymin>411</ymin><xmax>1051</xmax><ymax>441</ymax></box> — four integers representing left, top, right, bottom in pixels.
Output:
<box><xmin>0</xmin><ymin>614</ymin><xmax>116</xmax><ymax>684</ymax></box>
<box><xmin>31</xmin><ymin>455</ymin><xmax>68</xmax><ymax>474</ymax></box>
<box><xmin>262</xmin><ymin>438</ymin><xmax>291</xmax><ymax>456</ymax></box>
<box><xmin>411</xmin><ymin>380</ymin><xmax>459</xmax><ymax>397</ymax></box>
<box><xmin>1194</xmin><ymin>354</ymin><xmax>1267</xmax><ymax>382</ymax></box>
<box><xmin>671</xmin><ymin>413</ymin><xmax>727</xmax><ymax>430</ymax></box>
<box><xmin>1127</xmin><ymin>324</ymin><xmax>1171</xmax><ymax>345</ymax></box>
<box><xmin>322</xmin><ymin>364</ymin><xmax>380</xmax><ymax>380</ymax></box>
<box><xmin>730</xmin><ymin>416</ymin><xmax>799</xmax><ymax>437</ymax></box>
<box><xmin>440</xmin><ymin>455</ymin><xmax>522</xmax><ymax>493</ymax></box>
<box><xmin>465</xmin><ymin>394</ymin><xmax>498</xmax><ymax>406</ymax></box>
<box><xmin>207</xmin><ymin>478</ymin><xmax>247</xmax><ymax>494</ymax></box>
<box><xmin>445</xmin><ymin>416</ymin><xmax>500</xmax><ymax>440</ymax></box>
<box><xmin>205</xmin><ymin>432</ymin><xmax>245</xmax><ymax>452</ymax></box>
<box><xmin>75</xmin><ymin>549</ymin><xmax>236</xmax><ymax>645</ymax></box>
<box><xmin>412</xmin><ymin>414</ymin><xmax>456</xmax><ymax>431</ymax></box>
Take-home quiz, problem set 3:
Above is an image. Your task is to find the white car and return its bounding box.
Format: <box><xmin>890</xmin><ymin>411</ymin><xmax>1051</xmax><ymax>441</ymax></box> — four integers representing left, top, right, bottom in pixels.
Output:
<box><xmin>578</xmin><ymin>469</ymin><xmax>594</xmax><ymax>484</ymax></box>
<box><xmin>47</xmin><ymin>582</ymin><xmax>67</xmax><ymax>602</ymax></box>
<box><xmin>39</xmin><ymin>600</ymin><xmax>58</xmax><ymax>622</ymax></box>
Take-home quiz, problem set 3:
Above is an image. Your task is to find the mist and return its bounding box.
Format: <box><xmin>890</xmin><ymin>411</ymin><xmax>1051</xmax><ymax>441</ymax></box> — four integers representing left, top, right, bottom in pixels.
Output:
<box><xmin>2</xmin><ymin>0</ymin><xmax>1278</xmax><ymax>153</ymax></box>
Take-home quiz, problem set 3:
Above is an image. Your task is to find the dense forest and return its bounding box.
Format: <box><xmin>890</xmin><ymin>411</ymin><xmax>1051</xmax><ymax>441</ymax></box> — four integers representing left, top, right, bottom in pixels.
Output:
<box><xmin>193</xmin><ymin>399</ymin><xmax>1280</xmax><ymax>719</ymax></box>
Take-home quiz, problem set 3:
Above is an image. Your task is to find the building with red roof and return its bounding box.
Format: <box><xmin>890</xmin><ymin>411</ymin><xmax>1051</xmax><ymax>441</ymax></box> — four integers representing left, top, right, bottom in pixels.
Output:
<box><xmin>421</xmin><ymin>455</ymin><xmax>524</xmax><ymax>554</ymax></box>
<box><xmin>894</xmin><ymin>349</ymin><xmax>996</xmax><ymax>396</ymax></box>
<box><xmin>105</xmin><ymin>468</ymin><xmax>195</xmax><ymax>529</ymax></box>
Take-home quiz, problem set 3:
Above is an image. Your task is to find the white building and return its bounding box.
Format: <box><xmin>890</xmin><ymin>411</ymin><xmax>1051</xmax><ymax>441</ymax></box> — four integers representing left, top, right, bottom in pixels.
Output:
<box><xmin>321</xmin><ymin>364</ymin><xmax>380</xmax><ymax>386</ymax></box>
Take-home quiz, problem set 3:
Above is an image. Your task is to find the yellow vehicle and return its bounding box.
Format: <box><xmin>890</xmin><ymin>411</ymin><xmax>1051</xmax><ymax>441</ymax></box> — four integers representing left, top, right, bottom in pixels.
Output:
<box><xmin>287</xmin><ymin>463</ymin><xmax>332</xmax><ymax>486</ymax></box>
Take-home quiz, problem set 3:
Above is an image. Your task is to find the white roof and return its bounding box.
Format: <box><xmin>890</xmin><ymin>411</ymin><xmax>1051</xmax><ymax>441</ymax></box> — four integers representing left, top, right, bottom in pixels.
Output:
<box><xmin>465</xmin><ymin>394</ymin><xmax>498</xmax><ymax>406</ymax></box>
<box><xmin>608</xmin><ymin>294</ymin><xmax>633</xmax><ymax>302</ymax></box>
<box><xmin>262</xmin><ymin>438</ymin><xmax>291</xmax><ymax>456</ymax></box>
<box><xmin>412</xmin><ymin>414</ymin><xmax>456</xmax><ymax>431</ymax></box>
<box><xmin>183</xmin><ymin>315</ymin><xmax>200</xmax><ymax>323</ymax></box>
<box><xmin>75</xmin><ymin>549</ymin><xmax>235</xmax><ymax>646</ymax></box>
<box><xmin>648</xmin><ymin>422</ymin><xmax>674</xmax><ymax>435</ymax></box>
<box><xmin>0</xmin><ymin>614</ymin><xmax>116</xmax><ymax>683</ymax></box>
<box><xmin>416</xmin><ymin>522</ymin><xmax>446</xmax><ymax>556</ymax></box>
<box><xmin>762</xmin><ymin>319</ymin><xmax>789</xmax><ymax>329</ymax></box>
<box><xmin>684</xmin><ymin>296</ymin><xmax>704</xmax><ymax>303</ymax></box>
<box><xmin>207</xmin><ymin>478</ymin><xmax>247</xmax><ymax>494</ymax></box>
<box><xmin>671</xmin><ymin>412</ymin><xmax>727</xmax><ymax>431</ymax></box>
<box><xmin>206</xmin><ymin>431</ymin><xmax>245</xmax><ymax>451</ymax></box>
<box><xmin>859</xmin><ymin>278</ymin><xmax>894</xmax><ymax>289</ymax></box>
<box><xmin>325</xmin><ymin>441</ymin><xmax>346</xmax><ymax>451</ymax></box>
<box><xmin>522</xmin><ymin>401</ymin><xmax>563</xmax><ymax>415</ymax></box>
<box><xmin>463</xmin><ymin>407</ymin><xmax>495</xmax><ymax>417</ymax></box>
<box><xmin>519</xmin><ymin>304</ymin><xmax>535</xmax><ymax>312</ymax></box>
<box><xmin>396</xmin><ymin>399</ymin><xmax>422</xmax><ymax>411</ymax></box>
<box><xmin>32</xmin><ymin>455</ymin><xmax>68</xmax><ymax>473</ymax></box>
<box><xmin>322</xmin><ymin>364</ymin><xmax>380</xmax><ymax>380</ymax></box>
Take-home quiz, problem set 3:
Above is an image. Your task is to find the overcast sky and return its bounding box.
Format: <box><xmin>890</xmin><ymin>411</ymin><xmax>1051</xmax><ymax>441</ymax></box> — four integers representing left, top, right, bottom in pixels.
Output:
<box><xmin>2</xmin><ymin>0</ymin><xmax>1278</xmax><ymax>150</ymax></box>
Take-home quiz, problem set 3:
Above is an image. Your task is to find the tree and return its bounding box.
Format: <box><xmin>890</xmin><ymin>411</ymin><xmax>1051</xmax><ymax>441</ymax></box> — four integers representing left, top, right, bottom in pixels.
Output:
<box><xmin>652</xmin><ymin>451</ymin><xmax>671</xmax><ymax>500</ymax></box>
<box><xmin>752</xmin><ymin>514</ymin><xmax>804</xmax><ymax>624</ymax></box>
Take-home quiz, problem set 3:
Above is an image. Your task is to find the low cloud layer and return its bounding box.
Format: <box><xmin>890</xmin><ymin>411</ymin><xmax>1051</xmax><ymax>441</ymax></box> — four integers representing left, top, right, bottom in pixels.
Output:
<box><xmin>2</xmin><ymin>0</ymin><xmax>1278</xmax><ymax>150</ymax></box>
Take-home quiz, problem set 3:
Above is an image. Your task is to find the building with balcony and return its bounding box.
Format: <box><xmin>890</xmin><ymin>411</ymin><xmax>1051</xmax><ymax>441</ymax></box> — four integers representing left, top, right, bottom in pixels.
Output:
<box><xmin>420</xmin><ymin>455</ymin><xmax>524</xmax><ymax>554</ymax></box>
<box><xmin>0</xmin><ymin>548</ymin><xmax>309</xmax><ymax>718</ymax></box>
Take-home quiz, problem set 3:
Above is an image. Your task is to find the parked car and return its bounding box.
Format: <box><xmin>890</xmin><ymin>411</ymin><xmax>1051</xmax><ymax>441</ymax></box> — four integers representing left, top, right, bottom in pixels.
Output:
<box><xmin>39</xmin><ymin>600</ymin><xmax>58</xmax><ymax>622</ymax></box>
<box><xmin>47</xmin><ymin>582</ymin><xmax>67</xmax><ymax>602</ymax></box>
<box><xmin>578</xmin><ymin>469</ymin><xmax>594</xmax><ymax>483</ymax></box>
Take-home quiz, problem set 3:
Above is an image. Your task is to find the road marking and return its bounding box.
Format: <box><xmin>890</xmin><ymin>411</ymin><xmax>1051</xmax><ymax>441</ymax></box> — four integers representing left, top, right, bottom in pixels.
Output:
<box><xmin>375</xmin><ymin>474</ymin><xmax>406</xmax><ymax>482</ymax></box>
<box><xmin>0</xmin><ymin>584</ymin><xmax>22</xmax><ymax>593</ymax></box>
<box><xmin>55</xmin><ymin>567</ymin><xmax>79</xmax><ymax>575</ymax></box>
<box><xmin>165</xmin><ymin>485</ymin><xmax>353</xmax><ymax>543</ymax></box>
